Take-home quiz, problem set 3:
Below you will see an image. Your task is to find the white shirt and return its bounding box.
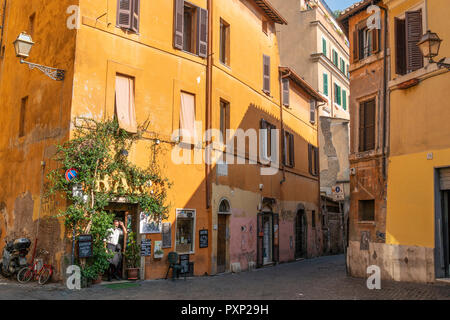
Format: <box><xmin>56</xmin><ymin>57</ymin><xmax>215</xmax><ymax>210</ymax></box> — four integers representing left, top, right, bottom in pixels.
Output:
<box><xmin>106</xmin><ymin>227</ymin><xmax>123</xmax><ymax>245</ymax></box>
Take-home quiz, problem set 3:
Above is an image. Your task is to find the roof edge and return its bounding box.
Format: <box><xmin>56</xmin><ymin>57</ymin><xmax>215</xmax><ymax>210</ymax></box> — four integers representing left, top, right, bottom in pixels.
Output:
<box><xmin>253</xmin><ymin>0</ymin><xmax>288</xmax><ymax>25</ymax></box>
<box><xmin>279</xmin><ymin>67</ymin><xmax>326</xmax><ymax>103</ymax></box>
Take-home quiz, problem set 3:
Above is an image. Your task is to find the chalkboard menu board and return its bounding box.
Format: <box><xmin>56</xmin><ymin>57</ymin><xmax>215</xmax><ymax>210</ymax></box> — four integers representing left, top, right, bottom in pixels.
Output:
<box><xmin>179</xmin><ymin>254</ymin><xmax>190</xmax><ymax>273</ymax></box>
<box><xmin>78</xmin><ymin>234</ymin><xmax>93</xmax><ymax>258</ymax></box>
<box><xmin>162</xmin><ymin>222</ymin><xmax>172</xmax><ymax>248</ymax></box>
<box><xmin>141</xmin><ymin>239</ymin><xmax>152</xmax><ymax>256</ymax></box>
<box><xmin>199</xmin><ymin>229</ymin><xmax>208</xmax><ymax>248</ymax></box>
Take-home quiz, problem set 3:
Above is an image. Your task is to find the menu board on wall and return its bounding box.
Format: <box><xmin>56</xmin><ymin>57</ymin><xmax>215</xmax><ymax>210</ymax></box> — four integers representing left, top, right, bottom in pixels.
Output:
<box><xmin>78</xmin><ymin>234</ymin><xmax>93</xmax><ymax>258</ymax></box>
<box><xmin>199</xmin><ymin>229</ymin><xmax>208</xmax><ymax>248</ymax></box>
<box><xmin>162</xmin><ymin>222</ymin><xmax>172</xmax><ymax>248</ymax></box>
<box><xmin>140</xmin><ymin>239</ymin><xmax>152</xmax><ymax>256</ymax></box>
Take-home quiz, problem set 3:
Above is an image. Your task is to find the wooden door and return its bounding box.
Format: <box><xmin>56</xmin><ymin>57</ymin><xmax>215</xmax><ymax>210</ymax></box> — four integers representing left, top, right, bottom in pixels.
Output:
<box><xmin>295</xmin><ymin>210</ymin><xmax>305</xmax><ymax>259</ymax></box>
<box><xmin>217</xmin><ymin>214</ymin><xmax>227</xmax><ymax>273</ymax></box>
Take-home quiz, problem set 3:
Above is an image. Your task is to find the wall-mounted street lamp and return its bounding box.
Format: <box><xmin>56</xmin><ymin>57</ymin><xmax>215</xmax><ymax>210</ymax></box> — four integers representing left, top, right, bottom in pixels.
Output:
<box><xmin>13</xmin><ymin>32</ymin><xmax>65</xmax><ymax>81</ymax></box>
<box><xmin>418</xmin><ymin>30</ymin><xmax>450</xmax><ymax>70</ymax></box>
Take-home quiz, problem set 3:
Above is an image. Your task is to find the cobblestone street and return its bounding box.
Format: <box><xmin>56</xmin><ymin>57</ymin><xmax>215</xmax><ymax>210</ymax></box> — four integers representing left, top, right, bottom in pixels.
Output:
<box><xmin>0</xmin><ymin>255</ymin><xmax>449</xmax><ymax>300</ymax></box>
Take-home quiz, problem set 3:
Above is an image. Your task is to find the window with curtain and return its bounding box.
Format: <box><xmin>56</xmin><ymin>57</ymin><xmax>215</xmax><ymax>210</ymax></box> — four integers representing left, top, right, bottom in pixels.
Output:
<box><xmin>115</xmin><ymin>74</ymin><xmax>137</xmax><ymax>133</ymax></box>
<box><xmin>180</xmin><ymin>91</ymin><xmax>196</xmax><ymax>143</ymax></box>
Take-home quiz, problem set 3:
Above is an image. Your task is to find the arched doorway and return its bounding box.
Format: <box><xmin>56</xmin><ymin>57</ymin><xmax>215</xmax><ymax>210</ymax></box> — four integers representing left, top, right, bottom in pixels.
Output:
<box><xmin>295</xmin><ymin>209</ymin><xmax>307</xmax><ymax>259</ymax></box>
<box><xmin>217</xmin><ymin>198</ymin><xmax>231</xmax><ymax>273</ymax></box>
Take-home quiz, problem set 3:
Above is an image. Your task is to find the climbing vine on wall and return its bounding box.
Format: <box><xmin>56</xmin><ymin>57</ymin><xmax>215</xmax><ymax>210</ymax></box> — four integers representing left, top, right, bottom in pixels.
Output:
<box><xmin>46</xmin><ymin>118</ymin><xmax>171</xmax><ymax>281</ymax></box>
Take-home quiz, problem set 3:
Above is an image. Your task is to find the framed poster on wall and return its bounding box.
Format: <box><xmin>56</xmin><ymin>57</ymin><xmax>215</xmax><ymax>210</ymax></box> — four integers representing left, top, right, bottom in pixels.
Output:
<box><xmin>140</xmin><ymin>212</ymin><xmax>162</xmax><ymax>234</ymax></box>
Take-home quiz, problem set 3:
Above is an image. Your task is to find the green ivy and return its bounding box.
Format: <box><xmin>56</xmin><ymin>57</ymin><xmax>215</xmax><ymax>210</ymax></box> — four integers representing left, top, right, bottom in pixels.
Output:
<box><xmin>46</xmin><ymin>118</ymin><xmax>170</xmax><ymax>281</ymax></box>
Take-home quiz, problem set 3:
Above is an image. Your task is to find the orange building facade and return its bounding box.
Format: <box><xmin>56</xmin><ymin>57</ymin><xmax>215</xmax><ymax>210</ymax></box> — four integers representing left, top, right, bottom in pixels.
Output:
<box><xmin>0</xmin><ymin>0</ymin><xmax>325</xmax><ymax>281</ymax></box>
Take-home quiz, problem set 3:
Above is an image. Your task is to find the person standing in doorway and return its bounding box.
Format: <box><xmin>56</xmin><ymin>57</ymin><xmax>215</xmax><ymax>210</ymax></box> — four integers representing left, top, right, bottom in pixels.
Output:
<box><xmin>106</xmin><ymin>218</ymin><xmax>127</xmax><ymax>281</ymax></box>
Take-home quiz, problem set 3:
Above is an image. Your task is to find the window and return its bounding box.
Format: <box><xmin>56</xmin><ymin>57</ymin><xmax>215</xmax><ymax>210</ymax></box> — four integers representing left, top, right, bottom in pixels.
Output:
<box><xmin>116</xmin><ymin>0</ymin><xmax>140</xmax><ymax>33</ymax></box>
<box><xmin>218</xmin><ymin>199</ymin><xmax>231</xmax><ymax>214</ymax></box>
<box><xmin>342</xmin><ymin>89</ymin><xmax>347</xmax><ymax>111</ymax></box>
<box><xmin>332</xmin><ymin>49</ymin><xmax>338</xmax><ymax>66</ymax></box>
<box><xmin>19</xmin><ymin>96</ymin><xmax>28</xmax><ymax>137</ymax></box>
<box><xmin>340</xmin><ymin>58</ymin><xmax>346</xmax><ymax>74</ymax></box>
<box><xmin>359</xmin><ymin>99</ymin><xmax>375</xmax><ymax>152</ymax></box>
<box><xmin>180</xmin><ymin>91</ymin><xmax>196</xmax><ymax>143</ymax></box>
<box><xmin>309</xmin><ymin>100</ymin><xmax>316</xmax><ymax>124</ymax></box>
<box><xmin>283</xmin><ymin>130</ymin><xmax>294</xmax><ymax>167</ymax></box>
<box><xmin>353</xmin><ymin>19</ymin><xmax>380</xmax><ymax>62</ymax></box>
<box><xmin>308</xmin><ymin>144</ymin><xmax>319</xmax><ymax>176</ymax></box>
<box><xmin>311</xmin><ymin>211</ymin><xmax>316</xmax><ymax>228</ymax></box>
<box><xmin>176</xmin><ymin>209</ymin><xmax>196</xmax><ymax>253</ymax></box>
<box><xmin>334</xmin><ymin>83</ymin><xmax>341</xmax><ymax>106</ymax></box>
<box><xmin>115</xmin><ymin>74</ymin><xmax>137</xmax><ymax>133</ymax></box>
<box><xmin>263</xmin><ymin>55</ymin><xmax>271</xmax><ymax>94</ymax></box>
<box><xmin>359</xmin><ymin>200</ymin><xmax>375</xmax><ymax>221</ymax></box>
<box><xmin>173</xmin><ymin>0</ymin><xmax>208</xmax><ymax>58</ymax></box>
<box><xmin>183</xmin><ymin>5</ymin><xmax>196</xmax><ymax>53</ymax></box>
<box><xmin>322</xmin><ymin>38</ymin><xmax>327</xmax><ymax>56</ymax></box>
<box><xmin>346</xmin><ymin>64</ymin><xmax>350</xmax><ymax>78</ymax></box>
<box><xmin>323</xmin><ymin>73</ymin><xmax>328</xmax><ymax>96</ymax></box>
<box><xmin>282</xmin><ymin>78</ymin><xmax>289</xmax><ymax>106</ymax></box>
<box><xmin>219</xmin><ymin>100</ymin><xmax>230</xmax><ymax>143</ymax></box>
<box><xmin>261</xmin><ymin>119</ymin><xmax>276</xmax><ymax>160</ymax></box>
<box><xmin>219</xmin><ymin>19</ymin><xmax>230</xmax><ymax>65</ymax></box>
<box><xmin>395</xmin><ymin>9</ymin><xmax>423</xmax><ymax>75</ymax></box>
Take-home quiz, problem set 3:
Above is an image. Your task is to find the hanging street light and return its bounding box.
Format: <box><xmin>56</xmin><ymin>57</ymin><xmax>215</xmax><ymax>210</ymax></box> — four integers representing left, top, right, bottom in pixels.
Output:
<box><xmin>418</xmin><ymin>30</ymin><xmax>450</xmax><ymax>70</ymax></box>
<box><xmin>13</xmin><ymin>31</ymin><xmax>65</xmax><ymax>81</ymax></box>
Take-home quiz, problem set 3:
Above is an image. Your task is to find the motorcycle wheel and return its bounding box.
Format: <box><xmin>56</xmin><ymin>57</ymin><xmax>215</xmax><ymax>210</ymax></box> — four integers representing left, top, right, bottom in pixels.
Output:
<box><xmin>17</xmin><ymin>267</ymin><xmax>33</xmax><ymax>283</ymax></box>
<box><xmin>0</xmin><ymin>262</ymin><xmax>11</xmax><ymax>278</ymax></box>
<box><xmin>38</xmin><ymin>267</ymin><xmax>52</xmax><ymax>285</ymax></box>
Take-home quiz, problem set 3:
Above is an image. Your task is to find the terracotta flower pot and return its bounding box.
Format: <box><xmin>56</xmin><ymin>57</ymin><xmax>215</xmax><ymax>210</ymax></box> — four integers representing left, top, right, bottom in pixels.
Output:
<box><xmin>92</xmin><ymin>274</ymin><xmax>103</xmax><ymax>285</ymax></box>
<box><xmin>127</xmin><ymin>268</ymin><xmax>139</xmax><ymax>280</ymax></box>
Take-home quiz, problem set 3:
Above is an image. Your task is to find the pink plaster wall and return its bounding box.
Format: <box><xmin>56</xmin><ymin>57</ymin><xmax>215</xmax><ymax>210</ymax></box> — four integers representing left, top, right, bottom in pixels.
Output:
<box><xmin>279</xmin><ymin>219</ymin><xmax>295</xmax><ymax>262</ymax></box>
<box><xmin>229</xmin><ymin>216</ymin><xmax>257</xmax><ymax>271</ymax></box>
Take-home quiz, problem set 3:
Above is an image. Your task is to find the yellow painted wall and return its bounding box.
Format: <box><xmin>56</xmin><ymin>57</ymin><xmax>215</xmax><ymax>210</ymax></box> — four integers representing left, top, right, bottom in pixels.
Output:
<box><xmin>385</xmin><ymin>0</ymin><xmax>450</xmax><ymax>248</ymax></box>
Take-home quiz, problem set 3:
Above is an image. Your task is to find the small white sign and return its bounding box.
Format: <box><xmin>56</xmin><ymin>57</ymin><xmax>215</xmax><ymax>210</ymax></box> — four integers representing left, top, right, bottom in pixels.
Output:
<box><xmin>331</xmin><ymin>184</ymin><xmax>345</xmax><ymax>201</ymax></box>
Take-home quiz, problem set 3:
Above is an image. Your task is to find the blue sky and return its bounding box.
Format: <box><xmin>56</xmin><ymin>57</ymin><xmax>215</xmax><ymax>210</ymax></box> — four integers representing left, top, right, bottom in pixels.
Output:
<box><xmin>325</xmin><ymin>0</ymin><xmax>361</xmax><ymax>11</ymax></box>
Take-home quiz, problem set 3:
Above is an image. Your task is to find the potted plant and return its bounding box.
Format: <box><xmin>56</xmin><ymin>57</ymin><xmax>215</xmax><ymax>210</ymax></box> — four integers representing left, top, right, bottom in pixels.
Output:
<box><xmin>124</xmin><ymin>232</ymin><xmax>141</xmax><ymax>280</ymax></box>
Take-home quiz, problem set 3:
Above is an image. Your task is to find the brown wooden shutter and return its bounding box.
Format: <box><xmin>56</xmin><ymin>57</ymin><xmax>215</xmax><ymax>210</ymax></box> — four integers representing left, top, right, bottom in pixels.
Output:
<box><xmin>257</xmin><ymin>213</ymin><xmax>264</xmax><ymax>267</ymax></box>
<box><xmin>281</xmin><ymin>129</ymin><xmax>286</xmax><ymax>165</ymax></box>
<box><xmin>117</xmin><ymin>0</ymin><xmax>133</xmax><ymax>29</ymax></box>
<box><xmin>282</xmin><ymin>78</ymin><xmax>289</xmax><ymax>106</ymax></box>
<box><xmin>314</xmin><ymin>147</ymin><xmax>319</xmax><ymax>175</ymax></box>
<box><xmin>263</xmin><ymin>55</ymin><xmax>270</xmax><ymax>94</ymax></box>
<box><xmin>197</xmin><ymin>8</ymin><xmax>208</xmax><ymax>58</ymax></box>
<box><xmin>131</xmin><ymin>0</ymin><xmax>140</xmax><ymax>33</ymax></box>
<box><xmin>395</xmin><ymin>17</ymin><xmax>407</xmax><ymax>75</ymax></box>
<box><xmin>372</xmin><ymin>28</ymin><xmax>380</xmax><ymax>54</ymax></box>
<box><xmin>353</xmin><ymin>30</ymin><xmax>359</xmax><ymax>63</ymax></box>
<box><xmin>358</xmin><ymin>102</ymin><xmax>365</xmax><ymax>152</ymax></box>
<box><xmin>364</xmin><ymin>99</ymin><xmax>376</xmax><ymax>150</ymax></box>
<box><xmin>310</xmin><ymin>100</ymin><xmax>316</xmax><ymax>123</ymax></box>
<box><xmin>173</xmin><ymin>0</ymin><xmax>184</xmax><ymax>50</ymax></box>
<box><xmin>289</xmin><ymin>133</ymin><xmax>295</xmax><ymax>167</ymax></box>
<box><xmin>405</xmin><ymin>10</ymin><xmax>424</xmax><ymax>72</ymax></box>
<box><xmin>273</xmin><ymin>213</ymin><xmax>279</xmax><ymax>262</ymax></box>
<box><xmin>308</xmin><ymin>144</ymin><xmax>313</xmax><ymax>174</ymax></box>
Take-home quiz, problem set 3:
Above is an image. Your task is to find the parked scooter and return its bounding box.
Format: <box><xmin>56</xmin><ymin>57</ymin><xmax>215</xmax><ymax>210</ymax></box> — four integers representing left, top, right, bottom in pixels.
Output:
<box><xmin>0</xmin><ymin>238</ymin><xmax>31</xmax><ymax>278</ymax></box>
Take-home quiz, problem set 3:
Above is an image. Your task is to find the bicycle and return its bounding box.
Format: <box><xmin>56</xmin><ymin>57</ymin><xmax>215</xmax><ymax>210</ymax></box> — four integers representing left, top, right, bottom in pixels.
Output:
<box><xmin>17</xmin><ymin>249</ymin><xmax>53</xmax><ymax>285</ymax></box>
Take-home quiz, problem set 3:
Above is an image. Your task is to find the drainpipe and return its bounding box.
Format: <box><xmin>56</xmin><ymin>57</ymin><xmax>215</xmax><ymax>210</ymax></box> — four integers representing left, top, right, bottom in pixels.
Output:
<box><xmin>205</xmin><ymin>0</ymin><xmax>213</xmax><ymax>275</ymax></box>
<box><xmin>380</xmin><ymin>6</ymin><xmax>388</xmax><ymax>180</ymax></box>
<box><xmin>279</xmin><ymin>71</ymin><xmax>290</xmax><ymax>186</ymax></box>
<box><xmin>205</xmin><ymin>0</ymin><xmax>212</xmax><ymax>209</ymax></box>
